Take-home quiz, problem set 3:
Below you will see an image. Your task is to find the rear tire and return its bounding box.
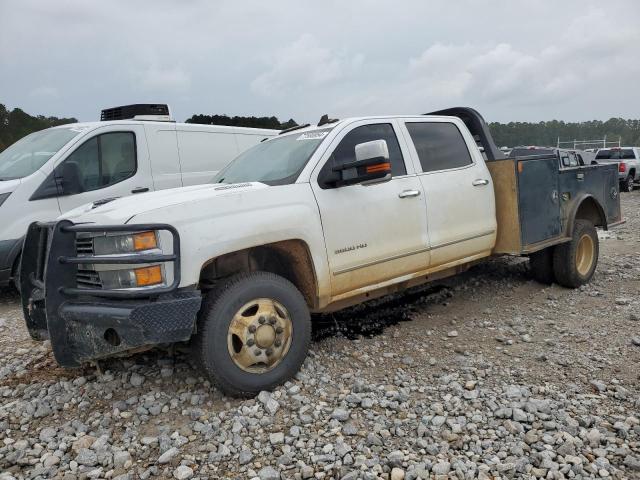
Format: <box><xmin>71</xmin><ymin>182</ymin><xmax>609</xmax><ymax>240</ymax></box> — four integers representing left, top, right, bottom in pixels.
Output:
<box><xmin>553</xmin><ymin>220</ymin><xmax>598</xmax><ymax>288</ymax></box>
<box><xmin>621</xmin><ymin>176</ymin><xmax>634</xmax><ymax>193</ymax></box>
<box><xmin>529</xmin><ymin>247</ymin><xmax>556</xmax><ymax>284</ymax></box>
<box><xmin>193</xmin><ymin>271</ymin><xmax>311</xmax><ymax>397</ymax></box>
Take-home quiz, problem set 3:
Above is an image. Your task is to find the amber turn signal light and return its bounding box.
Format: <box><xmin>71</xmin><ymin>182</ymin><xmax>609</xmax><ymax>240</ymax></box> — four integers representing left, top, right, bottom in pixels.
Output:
<box><xmin>133</xmin><ymin>231</ymin><xmax>158</xmax><ymax>251</ymax></box>
<box><xmin>134</xmin><ymin>265</ymin><xmax>163</xmax><ymax>286</ymax></box>
<box><xmin>366</xmin><ymin>162</ymin><xmax>391</xmax><ymax>174</ymax></box>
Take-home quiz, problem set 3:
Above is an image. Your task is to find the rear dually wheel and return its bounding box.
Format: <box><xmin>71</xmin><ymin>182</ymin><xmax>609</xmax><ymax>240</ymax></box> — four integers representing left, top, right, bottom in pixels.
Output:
<box><xmin>552</xmin><ymin>220</ymin><xmax>599</xmax><ymax>288</ymax></box>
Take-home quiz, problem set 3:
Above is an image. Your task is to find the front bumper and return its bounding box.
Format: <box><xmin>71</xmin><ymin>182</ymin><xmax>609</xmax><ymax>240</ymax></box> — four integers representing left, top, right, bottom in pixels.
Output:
<box><xmin>20</xmin><ymin>220</ymin><xmax>202</xmax><ymax>367</ymax></box>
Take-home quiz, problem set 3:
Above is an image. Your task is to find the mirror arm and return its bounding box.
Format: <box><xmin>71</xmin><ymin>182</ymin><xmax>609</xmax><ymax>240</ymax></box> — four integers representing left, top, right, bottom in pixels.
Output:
<box><xmin>332</xmin><ymin>155</ymin><xmax>388</xmax><ymax>172</ymax></box>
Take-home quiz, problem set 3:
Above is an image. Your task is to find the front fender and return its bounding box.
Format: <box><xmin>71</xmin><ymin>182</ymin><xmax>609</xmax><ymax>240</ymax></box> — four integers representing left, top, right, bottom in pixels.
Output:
<box><xmin>129</xmin><ymin>183</ymin><xmax>331</xmax><ymax>303</ymax></box>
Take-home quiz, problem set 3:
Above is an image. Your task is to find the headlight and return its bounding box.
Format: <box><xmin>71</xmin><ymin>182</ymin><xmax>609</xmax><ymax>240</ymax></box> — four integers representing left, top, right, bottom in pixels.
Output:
<box><xmin>99</xmin><ymin>265</ymin><xmax>164</xmax><ymax>289</ymax></box>
<box><xmin>93</xmin><ymin>231</ymin><xmax>158</xmax><ymax>255</ymax></box>
<box><xmin>87</xmin><ymin>230</ymin><xmax>165</xmax><ymax>289</ymax></box>
<box><xmin>0</xmin><ymin>192</ymin><xmax>11</xmax><ymax>207</ymax></box>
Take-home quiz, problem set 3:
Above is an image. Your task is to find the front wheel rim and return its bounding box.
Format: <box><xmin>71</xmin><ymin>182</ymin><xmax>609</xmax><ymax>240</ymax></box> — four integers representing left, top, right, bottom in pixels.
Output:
<box><xmin>227</xmin><ymin>298</ymin><xmax>293</xmax><ymax>373</ymax></box>
<box><xmin>575</xmin><ymin>234</ymin><xmax>595</xmax><ymax>276</ymax></box>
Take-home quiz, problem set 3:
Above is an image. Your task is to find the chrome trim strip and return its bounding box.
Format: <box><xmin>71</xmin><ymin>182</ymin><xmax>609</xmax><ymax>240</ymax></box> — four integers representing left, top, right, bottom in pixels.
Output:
<box><xmin>333</xmin><ymin>230</ymin><xmax>495</xmax><ymax>276</ymax></box>
<box><xmin>430</xmin><ymin>229</ymin><xmax>496</xmax><ymax>250</ymax></box>
<box><xmin>334</xmin><ymin>247</ymin><xmax>431</xmax><ymax>275</ymax></box>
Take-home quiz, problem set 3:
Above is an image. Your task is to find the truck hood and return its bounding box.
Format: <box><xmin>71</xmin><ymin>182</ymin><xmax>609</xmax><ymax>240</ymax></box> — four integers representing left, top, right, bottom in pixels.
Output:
<box><xmin>60</xmin><ymin>182</ymin><xmax>269</xmax><ymax>224</ymax></box>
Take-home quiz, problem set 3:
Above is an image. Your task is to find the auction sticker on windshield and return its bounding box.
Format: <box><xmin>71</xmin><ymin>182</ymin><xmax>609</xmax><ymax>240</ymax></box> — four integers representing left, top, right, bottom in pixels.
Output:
<box><xmin>69</xmin><ymin>126</ymin><xmax>92</xmax><ymax>133</ymax></box>
<box><xmin>297</xmin><ymin>131</ymin><xmax>329</xmax><ymax>141</ymax></box>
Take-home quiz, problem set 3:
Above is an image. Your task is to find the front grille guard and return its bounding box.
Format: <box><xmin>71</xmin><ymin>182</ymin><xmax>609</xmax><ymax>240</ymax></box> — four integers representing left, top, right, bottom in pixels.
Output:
<box><xmin>25</xmin><ymin>220</ymin><xmax>182</xmax><ymax>300</ymax></box>
<box><xmin>20</xmin><ymin>219</ymin><xmax>194</xmax><ymax>366</ymax></box>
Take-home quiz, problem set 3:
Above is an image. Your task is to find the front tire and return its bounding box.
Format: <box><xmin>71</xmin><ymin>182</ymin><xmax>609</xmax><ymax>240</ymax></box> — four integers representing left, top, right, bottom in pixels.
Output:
<box><xmin>193</xmin><ymin>271</ymin><xmax>311</xmax><ymax>397</ymax></box>
<box><xmin>553</xmin><ymin>220</ymin><xmax>599</xmax><ymax>288</ymax></box>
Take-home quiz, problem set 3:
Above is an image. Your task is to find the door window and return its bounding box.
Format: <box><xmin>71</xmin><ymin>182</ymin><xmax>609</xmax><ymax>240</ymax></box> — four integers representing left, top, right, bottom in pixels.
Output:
<box><xmin>326</xmin><ymin>123</ymin><xmax>406</xmax><ymax>177</ymax></box>
<box><xmin>406</xmin><ymin>122</ymin><xmax>473</xmax><ymax>172</ymax></box>
<box><xmin>61</xmin><ymin>132</ymin><xmax>136</xmax><ymax>192</ymax></box>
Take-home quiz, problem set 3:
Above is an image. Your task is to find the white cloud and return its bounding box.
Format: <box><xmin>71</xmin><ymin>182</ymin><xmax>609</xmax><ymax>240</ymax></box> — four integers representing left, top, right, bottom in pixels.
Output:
<box><xmin>251</xmin><ymin>34</ymin><xmax>364</xmax><ymax>97</ymax></box>
<box><xmin>330</xmin><ymin>7</ymin><xmax>640</xmax><ymax>119</ymax></box>
<box><xmin>1</xmin><ymin>1</ymin><xmax>640</xmax><ymax>122</ymax></box>
<box><xmin>29</xmin><ymin>86</ymin><xmax>59</xmax><ymax>98</ymax></box>
<box><xmin>137</xmin><ymin>65</ymin><xmax>191</xmax><ymax>92</ymax></box>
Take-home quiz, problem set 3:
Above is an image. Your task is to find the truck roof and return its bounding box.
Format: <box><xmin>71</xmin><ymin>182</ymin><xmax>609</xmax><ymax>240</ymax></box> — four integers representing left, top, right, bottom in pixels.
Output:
<box><xmin>277</xmin><ymin>114</ymin><xmax>458</xmax><ymax>136</ymax></box>
<box><xmin>596</xmin><ymin>147</ymin><xmax>637</xmax><ymax>150</ymax></box>
<box><xmin>276</xmin><ymin>107</ymin><xmax>506</xmax><ymax>162</ymax></box>
<box><xmin>48</xmin><ymin>120</ymin><xmax>279</xmax><ymax>135</ymax></box>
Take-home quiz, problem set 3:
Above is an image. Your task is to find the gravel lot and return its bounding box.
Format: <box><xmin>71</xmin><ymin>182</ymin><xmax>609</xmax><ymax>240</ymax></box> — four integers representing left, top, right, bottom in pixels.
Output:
<box><xmin>1</xmin><ymin>193</ymin><xmax>639</xmax><ymax>480</ymax></box>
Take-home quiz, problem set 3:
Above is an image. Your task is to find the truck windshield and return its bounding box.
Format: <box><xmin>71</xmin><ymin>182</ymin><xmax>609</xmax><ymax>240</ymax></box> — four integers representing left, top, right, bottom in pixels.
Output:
<box><xmin>595</xmin><ymin>149</ymin><xmax>635</xmax><ymax>160</ymax></box>
<box><xmin>213</xmin><ymin>128</ymin><xmax>332</xmax><ymax>185</ymax></box>
<box><xmin>0</xmin><ymin>127</ymin><xmax>81</xmax><ymax>180</ymax></box>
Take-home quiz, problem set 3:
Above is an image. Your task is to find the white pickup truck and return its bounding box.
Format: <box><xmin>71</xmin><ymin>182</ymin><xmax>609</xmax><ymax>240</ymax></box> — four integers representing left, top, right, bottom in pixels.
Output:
<box><xmin>21</xmin><ymin>108</ymin><xmax>622</xmax><ymax>396</ymax></box>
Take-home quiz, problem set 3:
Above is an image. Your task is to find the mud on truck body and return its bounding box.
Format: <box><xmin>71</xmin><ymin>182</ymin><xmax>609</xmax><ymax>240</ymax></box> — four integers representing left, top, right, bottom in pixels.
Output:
<box><xmin>21</xmin><ymin>107</ymin><xmax>623</xmax><ymax>396</ymax></box>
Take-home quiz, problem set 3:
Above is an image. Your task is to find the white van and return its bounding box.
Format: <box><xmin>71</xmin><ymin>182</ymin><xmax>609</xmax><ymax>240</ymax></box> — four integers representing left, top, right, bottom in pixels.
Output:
<box><xmin>0</xmin><ymin>104</ymin><xmax>278</xmax><ymax>287</ymax></box>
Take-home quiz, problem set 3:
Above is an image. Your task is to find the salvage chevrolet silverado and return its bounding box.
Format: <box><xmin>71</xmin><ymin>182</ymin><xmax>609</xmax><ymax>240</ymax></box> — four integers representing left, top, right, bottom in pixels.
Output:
<box><xmin>21</xmin><ymin>107</ymin><xmax>623</xmax><ymax>396</ymax></box>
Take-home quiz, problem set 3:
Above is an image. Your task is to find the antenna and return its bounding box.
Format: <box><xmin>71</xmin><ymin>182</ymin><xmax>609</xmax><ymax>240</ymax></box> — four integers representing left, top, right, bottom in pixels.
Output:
<box><xmin>318</xmin><ymin>114</ymin><xmax>339</xmax><ymax>126</ymax></box>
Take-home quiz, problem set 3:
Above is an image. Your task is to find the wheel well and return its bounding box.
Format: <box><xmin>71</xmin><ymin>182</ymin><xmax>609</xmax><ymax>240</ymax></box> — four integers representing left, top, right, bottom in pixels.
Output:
<box><xmin>199</xmin><ymin>240</ymin><xmax>318</xmax><ymax>309</ymax></box>
<box><xmin>629</xmin><ymin>168</ymin><xmax>636</xmax><ymax>178</ymax></box>
<box><xmin>10</xmin><ymin>249</ymin><xmax>22</xmax><ymax>279</ymax></box>
<box><xmin>573</xmin><ymin>197</ymin><xmax>606</xmax><ymax>231</ymax></box>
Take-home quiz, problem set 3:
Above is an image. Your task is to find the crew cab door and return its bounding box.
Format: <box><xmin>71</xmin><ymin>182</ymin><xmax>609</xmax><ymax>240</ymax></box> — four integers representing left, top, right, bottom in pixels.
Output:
<box><xmin>399</xmin><ymin>119</ymin><xmax>496</xmax><ymax>266</ymax></box>
<box><xmin>55</xmin><ymin>125</ymin><xmax>152</xmax><ymax>212</ymax></box>
<box><xmin>310</xmin><ymin>120</ymin><xmax>429</xmax><ymax>297</ymax></box>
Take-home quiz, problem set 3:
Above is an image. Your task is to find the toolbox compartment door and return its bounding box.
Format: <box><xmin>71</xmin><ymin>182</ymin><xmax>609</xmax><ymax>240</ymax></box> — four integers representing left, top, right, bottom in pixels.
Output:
<box><xmin>517</xmin><ymin>157</ymin><xmax>562</xmax><ymax>245</ymax></box>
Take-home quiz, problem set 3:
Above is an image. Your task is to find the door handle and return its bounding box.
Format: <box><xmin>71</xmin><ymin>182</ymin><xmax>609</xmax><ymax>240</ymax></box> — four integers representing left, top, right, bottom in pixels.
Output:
<box><xmin>398</xmin><ymin>189</ymin><xmax>421</xmax><ymax>198</ymax></box>
<box><xmin>131</xmin><ymin>187</ymin><xmax>149</xmax><ymax>194</ymax></box>
<box><xmin>472</xmin><ymin>179</ymin><xmax>489</xmax><ymax>186</ymax></box>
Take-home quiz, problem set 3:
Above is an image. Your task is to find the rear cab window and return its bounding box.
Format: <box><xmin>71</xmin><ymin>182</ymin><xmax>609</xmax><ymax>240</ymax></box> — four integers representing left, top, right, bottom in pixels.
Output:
<box><xmin>559</xmin><ymin>151</ymin><xmax>579</xmax><ymax>168</ymax></box>
<box><xmin>595</xmin><ymin>148</ymin><xmax>637</xmax><ymax>160</ymax></box>
<box><xmin>510</xmin><ymin>148</ymin><xmax>556</xmax><ymax>158</ymax></box>
<box><xmin>405</xmin><ymin>122</ymin><xmax>473</xmax><ymax>172</ymax></box>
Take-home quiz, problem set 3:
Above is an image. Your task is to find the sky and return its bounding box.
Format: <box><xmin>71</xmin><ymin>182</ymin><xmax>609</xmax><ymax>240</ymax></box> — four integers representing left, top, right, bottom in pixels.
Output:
<box><xmin>1</xmin><ymin>0</ymin><xmax>639</xmax><ymax>124</ymax></box>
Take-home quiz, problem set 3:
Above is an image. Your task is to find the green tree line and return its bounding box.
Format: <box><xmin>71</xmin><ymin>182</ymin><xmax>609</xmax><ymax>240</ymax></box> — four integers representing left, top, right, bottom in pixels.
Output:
<box><xmin>186</xmin><ymin>114</ymin><xmax>297</xmax><ymax>130</ymax></box>
<box><xmin>3</xmin><ymin>103</ymin><xmax>640</xmax><ymax>153</ymax></box>
<box><xmin>0</xmin><ymin>104</ymin><xmax>77</xmax><ymax>152</ymax></box>
<box><xmin>488</xmin><ymin>119</ymin><xmax>640</xmax><ymax>148</ymax></box>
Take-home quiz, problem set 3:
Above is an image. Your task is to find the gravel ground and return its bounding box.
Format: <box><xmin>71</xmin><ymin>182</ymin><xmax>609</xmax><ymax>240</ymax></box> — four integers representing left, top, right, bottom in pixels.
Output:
<box><xmin>1</xmin><ymin>193</ymin><xmax>639</xmax><ymax>480</ymax></box>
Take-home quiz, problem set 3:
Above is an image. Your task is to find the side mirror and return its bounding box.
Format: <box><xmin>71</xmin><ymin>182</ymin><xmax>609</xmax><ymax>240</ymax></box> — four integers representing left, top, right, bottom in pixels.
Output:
<box><xmin>57</xmin><ymin>161</ymin><xmax>84</xmax><ymax>195</ymax></box>
<box><xmin>334</xmin><ymin>139</ymin><xmax>392</xmax><ymax>187</ymax></box>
